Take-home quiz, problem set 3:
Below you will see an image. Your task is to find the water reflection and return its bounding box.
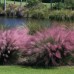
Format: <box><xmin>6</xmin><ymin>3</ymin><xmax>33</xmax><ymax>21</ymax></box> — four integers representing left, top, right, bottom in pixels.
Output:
<box><xmin>0</xmin><ymin>17</ymin><xmax>51</xmax><ymax>28</ymax></box>
<box><xmin>0</xmin><ymin>17</ymin><xmax>27</xmax><ymax>28</ymax></box>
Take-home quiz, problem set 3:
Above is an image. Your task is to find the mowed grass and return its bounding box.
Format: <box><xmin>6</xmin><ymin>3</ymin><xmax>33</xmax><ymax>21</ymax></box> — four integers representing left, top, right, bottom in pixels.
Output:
<box><xmin>1</xmin><ymin>0</ymin><xmax>54</xmax><ymax>7</ymax></box>
<box><xmin>0</xmin><ymin>66</ymin><xmax>74</xmax><ymax>74</ymax></box>
<box><xmin>6</xmin><ymin>1</ymin><xmax>26</xmax><ymax>5</ymax></box>
<box><xmin>1</xmin><ymin>0</ymin><xmax>26</xmax><ymax>5</ymax></box>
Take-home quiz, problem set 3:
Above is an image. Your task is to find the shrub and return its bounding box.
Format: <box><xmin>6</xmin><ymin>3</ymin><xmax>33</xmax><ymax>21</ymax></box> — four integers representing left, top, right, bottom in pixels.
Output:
<box><xmin>0</xmin><ymin>25</ymin><xmax>6</xmax><ymax>30</ymax></box>
<box><xmin>52</xmin><ymin>3</ymin><xmax>66</xmax><ymax>10</ymax></box>
<box><xmin>27</xmin><ymin>3</ymin><xmax>49</xmax><ymax>19</ymax></box>
<box><xmin>64</xmin><ymin>0</ymin><xmax>74</xmax><ymax>10</ymax></box>
<box><xmin>22</xmin><ymin>26</ymin><xmax>74</xmax><ymax>66</ymax></box>
<box><xmin>0</xmin><ymin>26</ymin><xmax>74</xmax><ymax>66</ymax></box>
<box><xmin>0</xmin><ymin>3</ymin><xmax>3</xmax><ymax>9</ymax></box>
<box><xmin>52</xmin><ymin>0</ymin><xmax>74</xmax><ymax>10</ymax></box>
<box><xmin>27</xmin><ymin>0</ymin><xmax>41</xmax><ymax>7</ymax></box>
<box><xmin>6</xmin><ymin>4</ymin><xmax>18</xmax><ymax>17</ymax></box>
<box><xmin>0</xmin><ymin>7</ymin><xmax>3</xmax><ymax>13</ymax></box>
<box><xmin>27</xmin><ymin>20</ymin><xmax>50</xmax><ymax>35</ymax></box>
<box><xmin>0</xmin><ymin>27</ymin><xmax>31</xmax><ymax>65</ymax></box>
<box><xmin>31</xmin><ymin>11</ymin><xmax>45</xmax><ymax>19</ymax></box>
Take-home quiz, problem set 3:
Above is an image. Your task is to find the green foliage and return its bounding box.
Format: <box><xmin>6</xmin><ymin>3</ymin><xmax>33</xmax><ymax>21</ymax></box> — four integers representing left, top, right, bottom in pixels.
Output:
<box><xmin>0</xmin><ymin>3</ymin><xmax>4</xmax><ymax>8</ymax></box>
<box><xmin>0</xmin><ymin>49</ymin><xmax>19</xmax><ymax>65</ymax></box>
<box><xmin>0</xmin><ymin>24</ymin><xmax>7</xmax><ymax>30</ymax></box>
<box><xmin>27</xmin><ymin>20</ymin><xmax>50</xmax><ymax>35</ymax></box>
<box><xmin>52</xmin><ymin>2</ymin><xmax>66</xmax><ymax>10</ymax></box>
<box><xmin>49</xmin><ymin>10</ymin><xmax>74</xmax><ymax>21</ymax></box>
<box><xmin>51</xmin><ymin>0</ymin><xmax>74</xmax><ymax>10</ymax></box>
<box><xmin>0</xmin><ymin>7</ymin><xmax>3</xmax><ymax>13</ymax></box>
<box><xmin>28</xmin><ymin>3</ymin><xmax>49</xmax><ymax>19</ymax></box>
<box><xmin>27</xmin><ymin>0</ymin><xmax>41</xmax><ymax>7</ymax></box>
<box><xmin>11</xmin><ymin>0</ymin><xmax>19</xmax><ymax>1</ymax></box>
<box><xmin>31</xmin><ymin>11</ymin><xmax>45</xmax><ymax>19</ymax></box>
<box><xmin>64</xmin><ymin>0</ymin><xmax>74</xmax><ymax>9</ymax></box>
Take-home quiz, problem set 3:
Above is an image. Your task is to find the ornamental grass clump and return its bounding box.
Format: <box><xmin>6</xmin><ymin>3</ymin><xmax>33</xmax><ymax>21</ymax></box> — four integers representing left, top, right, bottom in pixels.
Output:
<box><xmin>0</xmin><ymin>26</ymin><xmax>74</xmax><ymax>66</ymax></box>
<box><xmin>23</xmin><ymin>26</ymin><xmax>74</xmax><ymax>66</ymax></box>
<box><xmin>0</xmin><ymin>27</ymin><xmax>31</xmax><ymax>65</ymax></box>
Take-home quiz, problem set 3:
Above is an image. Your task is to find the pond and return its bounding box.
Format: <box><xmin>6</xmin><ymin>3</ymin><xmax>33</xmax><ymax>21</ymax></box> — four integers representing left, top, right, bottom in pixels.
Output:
<box><xmin>0</xmin><ymin>17</ymin><xmax>51</xmax><ymax>28</ymax></box>
<box><xmin>0</xmin><ymin>17</ymin><xmax>74</xmax><ymax>30</ymax></box>
<box><xmin>0</xmin><ymin>17</ymin><xmax>27</xmax><ymax>27</ymax></box>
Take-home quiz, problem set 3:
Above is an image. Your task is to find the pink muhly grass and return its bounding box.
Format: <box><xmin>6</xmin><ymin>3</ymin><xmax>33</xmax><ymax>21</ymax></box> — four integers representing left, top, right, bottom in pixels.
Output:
<box><xmin>0</xmin><ymin>26</ymin><xmax>74</xmax><ymax>66</ymax></box>
<box><xmin>24</xmin><ymin>26</ymin><xmax>74</xmax><ymax>66</ymax></box>
<box><xmin>0</xmin><ymin>27</ymin><xmax>31</xmax><ymax>64</ymax></box>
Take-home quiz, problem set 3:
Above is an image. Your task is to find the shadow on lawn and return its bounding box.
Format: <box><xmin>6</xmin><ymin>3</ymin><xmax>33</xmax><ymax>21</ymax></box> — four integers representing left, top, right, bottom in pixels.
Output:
<box><xmin>20</xmin><ymin>65</ymin><xmax>58</xmax><ymax>69</ymax></box>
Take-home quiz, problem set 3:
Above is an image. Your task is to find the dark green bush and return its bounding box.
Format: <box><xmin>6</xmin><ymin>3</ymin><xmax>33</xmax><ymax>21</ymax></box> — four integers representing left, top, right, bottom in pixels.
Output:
<box><xmin>27</xmin><ymin>0</ymin><xmax>41</xmax><ymax>7</ymax></box>
<box><xmin>52</xmin><ymin>3</ymin><xmax>66</xmax><ymax>10</ymax></box>
<box><xmin>31</xmin><ymin>12</ymin><xmax>45</xmax><ymax>19</ymax></box>
<box><xmin>0</xmin><ymin>49</ymin><xmax>19</xmax><ymax>65</ymax></box>
<box><xmin>0</xmin><ymin>3</ymin><xmax>4</xmax><ymax>8</ymax></box>
<box><xmin>64</xmin><ymin>0</ymin><xmax>74</xmax><ymax>10</ymax></box>
<box><xmin>28</xmin><ymin>3</ymin><xmax>49</xmax><ymax>19</ymax></box>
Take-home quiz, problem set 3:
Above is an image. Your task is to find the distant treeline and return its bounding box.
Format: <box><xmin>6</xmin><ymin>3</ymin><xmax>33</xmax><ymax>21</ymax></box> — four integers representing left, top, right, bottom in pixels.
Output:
<box><xmin>11</xmin><ymin>0</ymin><xmax>26</xmax><ymax>2</ymax></box>
<box><xmin>10</xmin><ymin>0</ymin><xmax>64</xmax><ymax>3</ymax></box>
<box><xmin>42</xmin><ymin>0</ymin><xmax>64</xmax><ymax>3</ymax></box>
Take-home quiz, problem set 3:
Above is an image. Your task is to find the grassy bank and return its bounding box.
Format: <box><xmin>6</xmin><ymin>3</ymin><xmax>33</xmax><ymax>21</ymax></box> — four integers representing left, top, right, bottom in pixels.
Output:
<box><xmin>1</xmin><ymin>0</ymin><xmax>26</xmax><ymax>5</ymax></box>
<box><xmin>0</xmin><ymin>66</ymin><xmax>74</xmax><ymax>74</ymax></box>
<box><xmin>49</xmin><ymin>10</ymin><xmax>74</xmax><ymax>21</ymax></box>
<box><xmin>0</xmin><ymin>1</ymin><xmax>74</xmax><ymax>21</ymax></box>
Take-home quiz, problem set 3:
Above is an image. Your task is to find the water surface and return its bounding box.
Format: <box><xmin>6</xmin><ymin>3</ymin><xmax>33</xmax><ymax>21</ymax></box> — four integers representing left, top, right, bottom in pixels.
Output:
<box><xmin>0</xmin><ymin>17</ymin><xmax>51</xmax><ymax>28</ymax></box>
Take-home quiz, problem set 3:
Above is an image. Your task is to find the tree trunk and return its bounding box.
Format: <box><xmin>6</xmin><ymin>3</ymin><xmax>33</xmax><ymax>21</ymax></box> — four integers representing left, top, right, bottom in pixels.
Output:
<box><xmin>4</xmin><ymin>0</ymin><xmax>6</xmax><ymax>11</ymax></box>
<box><xmin>50</xmin><ymin>0</ymin><xmax>52</xmax><ymax>10</ymax></box>
<box><xmin>14</xmin><ymin>0</ymin><xmax>15</xmax><ymax>4</ymax></box>
<box><xmin>26</xmin><ymin>0</ymin><xmax>28</xmax><ymax>5</ymax></box>
<box><xmin>0</xmin><ymin>0</ymin><xmax>2</xmax><ymax>4</ymax></box>
<box><xmin>57</xmin><ymin>0</ymin><xmax>60</xmax><ymax>10</ymax></box>
<box><xmin>20</xmin><ymin>0</ymin><xmax>22</xmax><ymax>6</ymax></box>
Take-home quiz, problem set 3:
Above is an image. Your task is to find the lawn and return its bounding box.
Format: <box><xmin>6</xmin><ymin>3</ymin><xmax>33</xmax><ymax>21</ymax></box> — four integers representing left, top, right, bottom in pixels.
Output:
<box><xmin>1</xmin><ymin>0</ymin><xmax>26</xmax><ymax>6</ymax></box>
<box><xmin>6</xmin><ymin>1</ymin><xmax>26</xmax><ymax>5</ymax></box>
<box><xmin>0</xmin><ymin>66</ymin><xmax>74</xmax><ymax>74</ymax></box>
<box><xmin>1</xmin><ymin>0</ymin><xmax>54</xmax><ymax>8</ymax></box>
